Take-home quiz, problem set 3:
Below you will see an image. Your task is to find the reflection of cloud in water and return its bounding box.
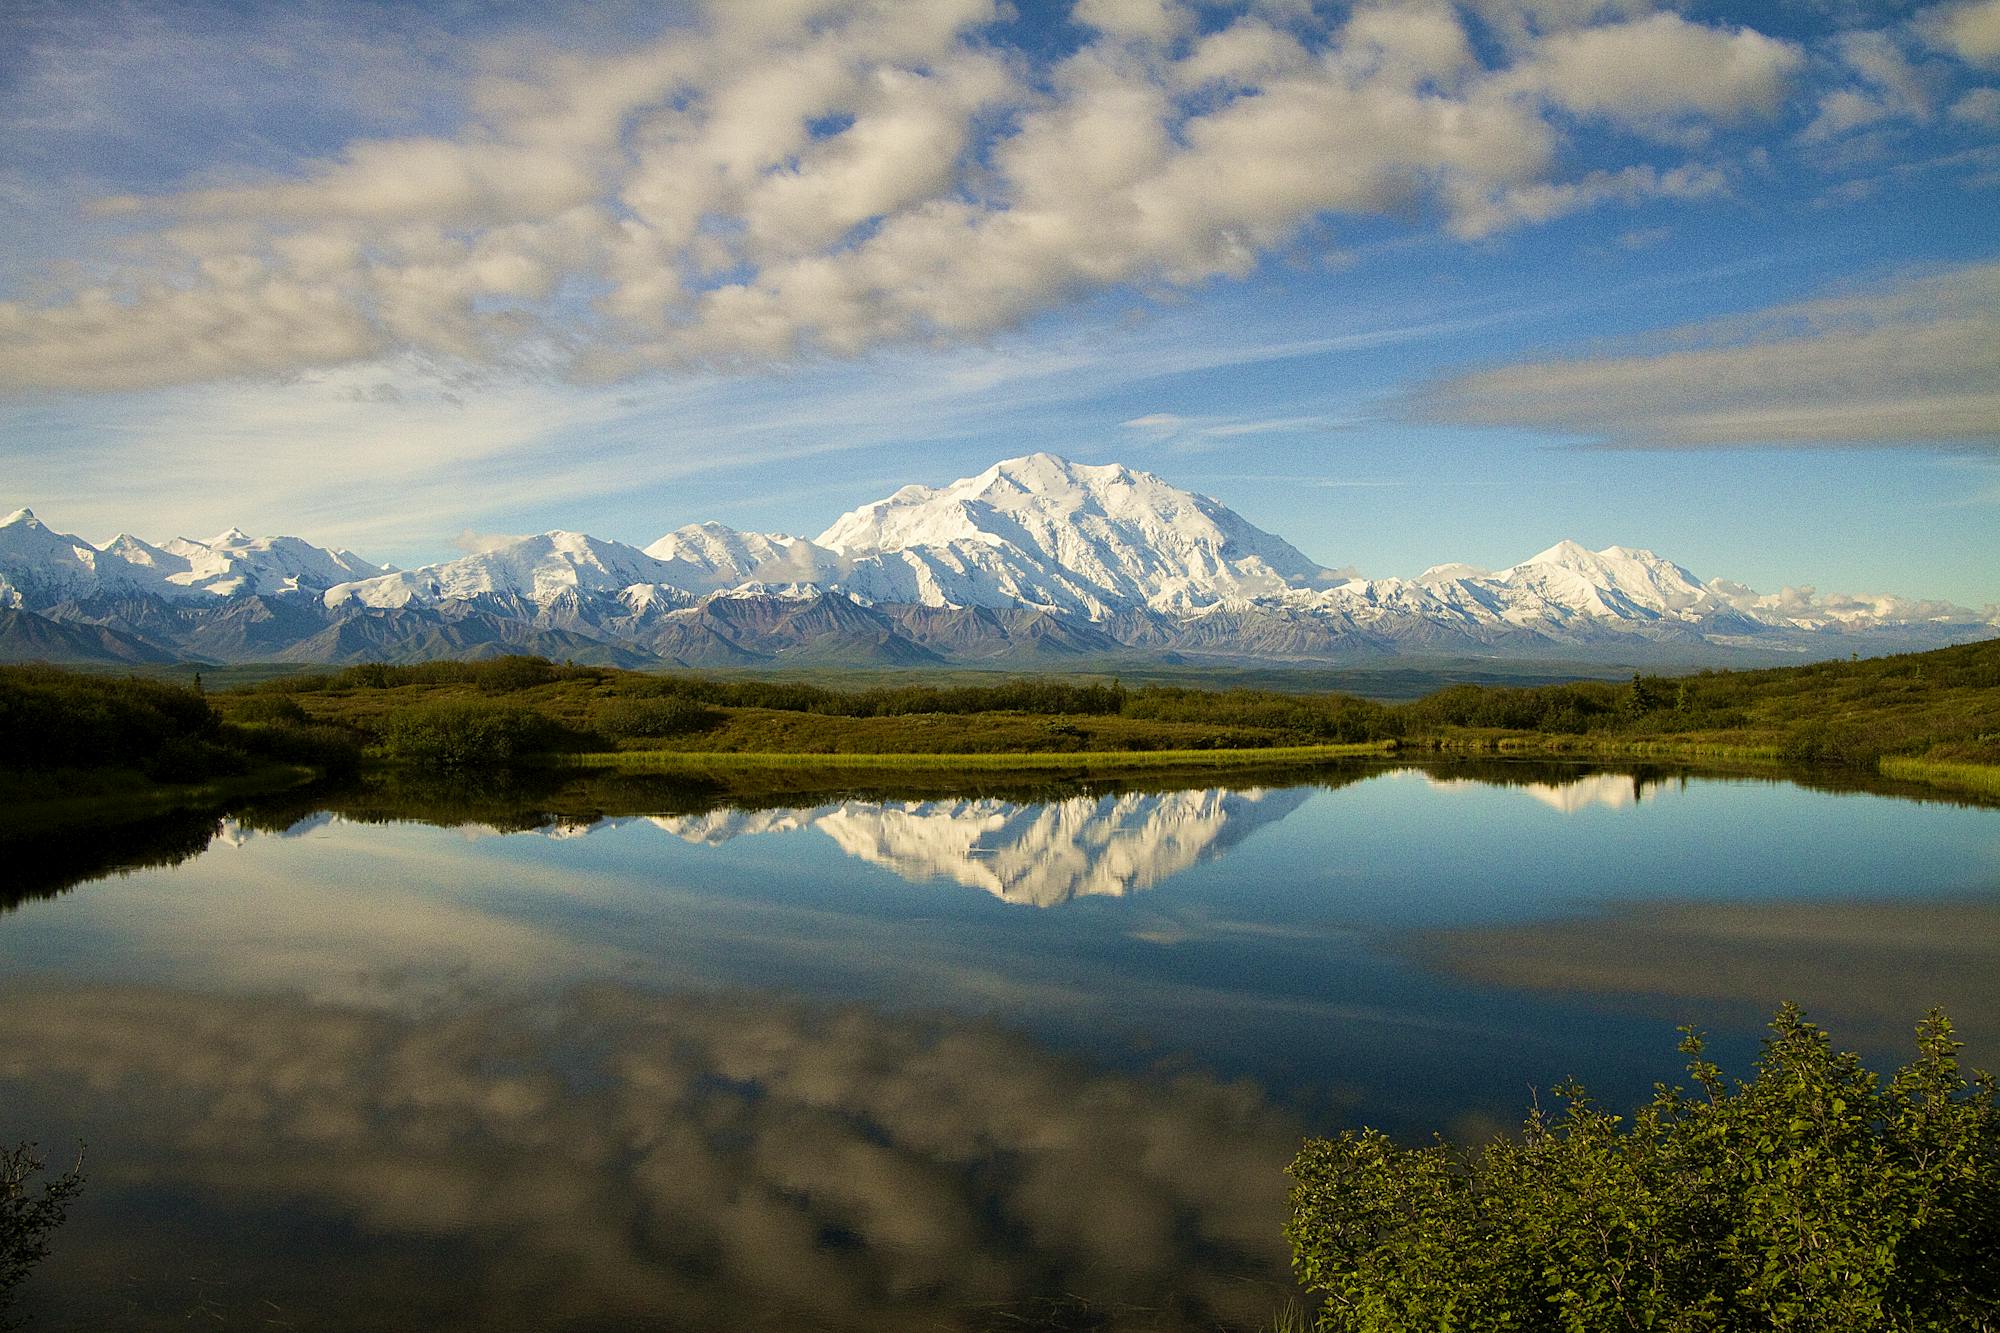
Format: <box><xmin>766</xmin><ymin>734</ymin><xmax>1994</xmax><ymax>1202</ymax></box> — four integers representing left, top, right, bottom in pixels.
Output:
<box><xmin>1424</xmin><ymin>772</ymin><xmax>1678</xmax><ymax>814</ymax></box>
<box><xmin>1403</xmin><ymin>899</ymin><xmax>2000</xmax><ymax>1059</ymax></box>
<box><xmin>0</xmin><ymin>982</ymin><xmax>1302</xmax><ymax>1331</ymax></box>
<box><xmin>648</xmin><ymin>789</ymin><xmax>1312</xmax><ymax>907</ymax></box>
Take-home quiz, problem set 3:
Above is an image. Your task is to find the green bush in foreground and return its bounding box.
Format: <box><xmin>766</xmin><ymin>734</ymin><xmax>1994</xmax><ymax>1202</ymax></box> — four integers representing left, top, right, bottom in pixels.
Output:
<box><xmin>1</xmin><ymin>1141</ymin><xmax>82</xmax><ymax>1325</ymax></box>
<box><xmin>1286</xmin><ymin>1006</ymin><xmax>1999</xmax><ymax>1332</ymax></box>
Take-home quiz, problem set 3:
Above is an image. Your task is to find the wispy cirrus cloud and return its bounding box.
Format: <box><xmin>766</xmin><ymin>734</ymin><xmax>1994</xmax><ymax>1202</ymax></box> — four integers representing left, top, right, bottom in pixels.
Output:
<box><xmin>1410</xmin><ymin>262</ymin><xmax>2000</xmax><ymax>449</ymax></box>
<box><xmin>1121</xmin><ymin>410</ymin><xmax>1350</xmax><ymax>445</ymax></box>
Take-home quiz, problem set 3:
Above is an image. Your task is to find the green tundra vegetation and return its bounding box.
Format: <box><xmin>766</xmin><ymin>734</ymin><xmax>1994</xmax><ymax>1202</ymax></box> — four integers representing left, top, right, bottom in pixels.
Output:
<box><xmin>3</xmin><ymin>638</ymin><xmax>1996</xmax><ymax>821</ymax></box>
<box><xmin>1286</xmin><ymin>1006</ymin><xmax>2000</xmax><ymax>1332</ymax></box>
<box><xmin>1401</xmin><ymin>638</ymin><xmax>2000</xmax><ymax>781</ymax></box>
<box><xmin>212</xmin><ymin>656</ymin><xmax>1388</xmax><ymax>761</ymax></box>
<box><xmin>217</xmin><ymin>638</ymin><xmax>1996</xmax><ymax>784</ymax></box>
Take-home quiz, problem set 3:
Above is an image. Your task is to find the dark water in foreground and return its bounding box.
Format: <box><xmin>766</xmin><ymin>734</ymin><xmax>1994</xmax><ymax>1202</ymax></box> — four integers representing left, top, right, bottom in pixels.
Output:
<box><xmin>3</xmin><ymin>762</ymin><xmax>1996</xmax><ymax>1330</ymax></box>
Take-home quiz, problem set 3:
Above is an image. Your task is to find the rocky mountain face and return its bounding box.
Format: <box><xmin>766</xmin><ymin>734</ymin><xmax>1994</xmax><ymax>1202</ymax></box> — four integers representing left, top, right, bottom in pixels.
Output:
<box><xmin>3</xmin><ymin>458</ymin><xmax>1993</xmax><ymax>668</ymax></box>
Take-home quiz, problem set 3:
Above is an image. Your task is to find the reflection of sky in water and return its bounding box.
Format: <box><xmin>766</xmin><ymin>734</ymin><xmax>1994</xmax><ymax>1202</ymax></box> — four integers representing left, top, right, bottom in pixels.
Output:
<box><xmin>8</xmin><ymin>767</ymin><xmax>1997</xmax><ymax>1114</ymax></box>
<box><xmin>3</xmin><ymin>766</ymin><xmax>1998</xmax><ymax>1328</ymax></box>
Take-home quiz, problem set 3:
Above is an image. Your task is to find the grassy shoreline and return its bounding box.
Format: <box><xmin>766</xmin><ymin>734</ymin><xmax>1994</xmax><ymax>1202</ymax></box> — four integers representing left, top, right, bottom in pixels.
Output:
<box><xmin>1415</xmin><ymin>731</ymin><xmax>1784</xmax><ymax>764</ymax></box>
<box><xmin>553</xmin><ymin>740</ymin><xmax>1395</xmax><ymax>773</ymax></box>
<box><xmin>1878</xmin><ymin>756</ymin><xmax>2000</xmax><ymax>800</ymax></box>
<box><xmin>1417</xmin><ymin>731</ymin><xmax>2000</xmax><ymax>798</ymax></box>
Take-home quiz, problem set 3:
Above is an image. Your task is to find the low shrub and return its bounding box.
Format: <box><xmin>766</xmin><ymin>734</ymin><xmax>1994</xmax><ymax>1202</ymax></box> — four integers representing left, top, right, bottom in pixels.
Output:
<box><xmin>470</xmin><ymin>654</ymin><xmax>561</xmax><ymax>694</ymax></box>
<box><xmin>1779</xmin><ymin>721</ymin><xmax>1892</xmax><ymax>768</ymax></box>
<box><xmin>228</xmin><ymin>694</ymin><xmax>309</xmax><ymax>726</ymax></box>
<box><xmin>140</xmin><ymin>735</ymin><xmax>247</xmax><ymax>784</ymax></box>
<box><xmin>1286</xmin><ymin>1005</ymin><xmax>1999</xmax><ymax>1332</ymax></box>
<box><xmin>377</xmin><ymin>700</ymin><xmax>547</xmax><ymax>769</ymax></box>
<box><xmin>224</xmin><ymin>720</ymin><xmax>365</xmax><ymax>775</ymax></box>
<box><xmin>1</xmin><ymin>1139</ymin><xmax>84</xmax><ymax>1319</ymax></box>
<box><xmin>592</xmin><ymin>695</ymin><xmax>716</xmax><ymax>739</ymax></box>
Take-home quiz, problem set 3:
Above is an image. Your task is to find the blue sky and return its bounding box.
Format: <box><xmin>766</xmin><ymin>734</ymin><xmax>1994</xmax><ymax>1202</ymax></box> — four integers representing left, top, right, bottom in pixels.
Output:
<box><xmin>1</xmin><ymin>0</ymin><xmax>1995</xmax><ymax>604</ymax></box>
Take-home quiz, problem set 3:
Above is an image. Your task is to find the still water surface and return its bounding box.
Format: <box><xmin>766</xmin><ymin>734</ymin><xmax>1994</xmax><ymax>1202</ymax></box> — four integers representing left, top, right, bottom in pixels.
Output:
<box><xmin>3</xmin><ymin>762</ymin><xmax>1996</xmax><ymax>1330</ymax></box>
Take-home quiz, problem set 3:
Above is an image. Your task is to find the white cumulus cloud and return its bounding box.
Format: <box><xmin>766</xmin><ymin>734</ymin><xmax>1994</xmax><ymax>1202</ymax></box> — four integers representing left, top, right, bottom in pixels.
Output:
<box><xmin>0</xmin><ymin>0</ymin><xmax>1818</xmax><ymax>392</ymax></box>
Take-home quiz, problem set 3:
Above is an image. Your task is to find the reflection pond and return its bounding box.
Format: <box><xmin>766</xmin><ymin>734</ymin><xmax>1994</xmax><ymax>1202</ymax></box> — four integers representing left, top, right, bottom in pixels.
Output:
<box><xmin>4</xmin><ymin>760</ymin><xmax>1998</xmax><ymax>1330</ymax></box>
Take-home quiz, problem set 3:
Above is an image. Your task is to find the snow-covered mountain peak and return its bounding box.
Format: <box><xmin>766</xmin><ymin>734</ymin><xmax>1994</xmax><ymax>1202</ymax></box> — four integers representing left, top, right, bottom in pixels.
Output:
<box><xmin>0</xmin><ymin>507</ymin><xmax>160</xmax><ymax>606</ymax></box>
<box><xmin>975</xmin><ymin>451</ymin><xmax>1135</xmax><ymax>495</ymax></box>
<box><xmin>1519</xmin><ymin>539</ymin><xmax>1596</xmax><ymax>567</ymax></box>
<box><xmin>643</xmin><ymin>522</ymin><xmax>842</xmax><ymax>596</ymax></box>
<box><xmin>142</xmin><ymin>528</ymin><xmax>385</xmax><ymax>598</ymax></box>
<box><xmin>1417</xmin><ymin>561</ymin><xmax>1487</xmax><ymax>584</ymax></box>
<box><xmin>102</xmin><ymin>533</ymin><xmax>184</xmax><ymax>571</ymax></box>
<box><xmin>812</xmin><ymin>453</ymin><xmax>1338</xmax><ymax>616</ymax></box>
<box><xmin>4</xmin><ymin>507</ymin><xmax>386</xmax><ymax>606</ymax></box>
<box><xmin>1514</xmin><ymin>540</ymin><xmax>1688</xmax><ymax>580</ymax></box>
<box><xmin>324</xmin><ymin>529</ymin><xmax>676</xmax><ymax>609</ymax></box>
<box><xmin>820</xmin><ymin>453</ymin><xmax>1230</xmax><ymax>553</ymax></box>
<box><xmin>1495</xmin><ymin>540</ymin><xmax>1714</xmax><ymax>620</ymax></box>
<box><xmin>644</xmin><ymin>521</ymin><xmax>801</xmax><ymax>564</ymax></box>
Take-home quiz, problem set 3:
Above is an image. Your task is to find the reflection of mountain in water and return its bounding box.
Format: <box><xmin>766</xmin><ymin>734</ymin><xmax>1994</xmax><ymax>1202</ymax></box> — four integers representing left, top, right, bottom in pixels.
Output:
<box><xmin>647</xmin><ymin>788</ymin><xmax>1313</xmax><ymax>907</ymax></box>
<box><xmin>1424</xmin><ymin>770</ymin><xmax>1682</xmax><ymax>814</ymax></box>
<box><xmin>12</xmin><ymin>782</ymin><xmax>1314</xmax><ymax>911</ymax></box>
<box><xmin>1520</xmin><ymin>772</ymin><xmax>1680</xmax><ymax>814</ymax></box>
<box><xmin>646</xmin><ymin>806</ymin><xmax>820</xmax><ymax>845</ymax></box>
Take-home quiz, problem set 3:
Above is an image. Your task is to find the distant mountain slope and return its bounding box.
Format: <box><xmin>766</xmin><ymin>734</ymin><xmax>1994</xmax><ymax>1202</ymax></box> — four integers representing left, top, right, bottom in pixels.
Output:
<box><xmin>3</xmin><ymin>456</ymin><xmax>1992</xmax><ymax>666</ymax></box>
<box><xmin>0</xmin><ymin>607</ymin><xmax>181</xmax><ymax>665</ymax></box>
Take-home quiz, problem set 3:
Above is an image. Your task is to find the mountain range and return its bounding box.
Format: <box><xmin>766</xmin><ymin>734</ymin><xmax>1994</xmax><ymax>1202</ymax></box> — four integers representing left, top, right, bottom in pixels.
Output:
<box><xmin>4</xmin><ymin>454</ymin><xmax>1993</xmax><ymax>669</ymax></box>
